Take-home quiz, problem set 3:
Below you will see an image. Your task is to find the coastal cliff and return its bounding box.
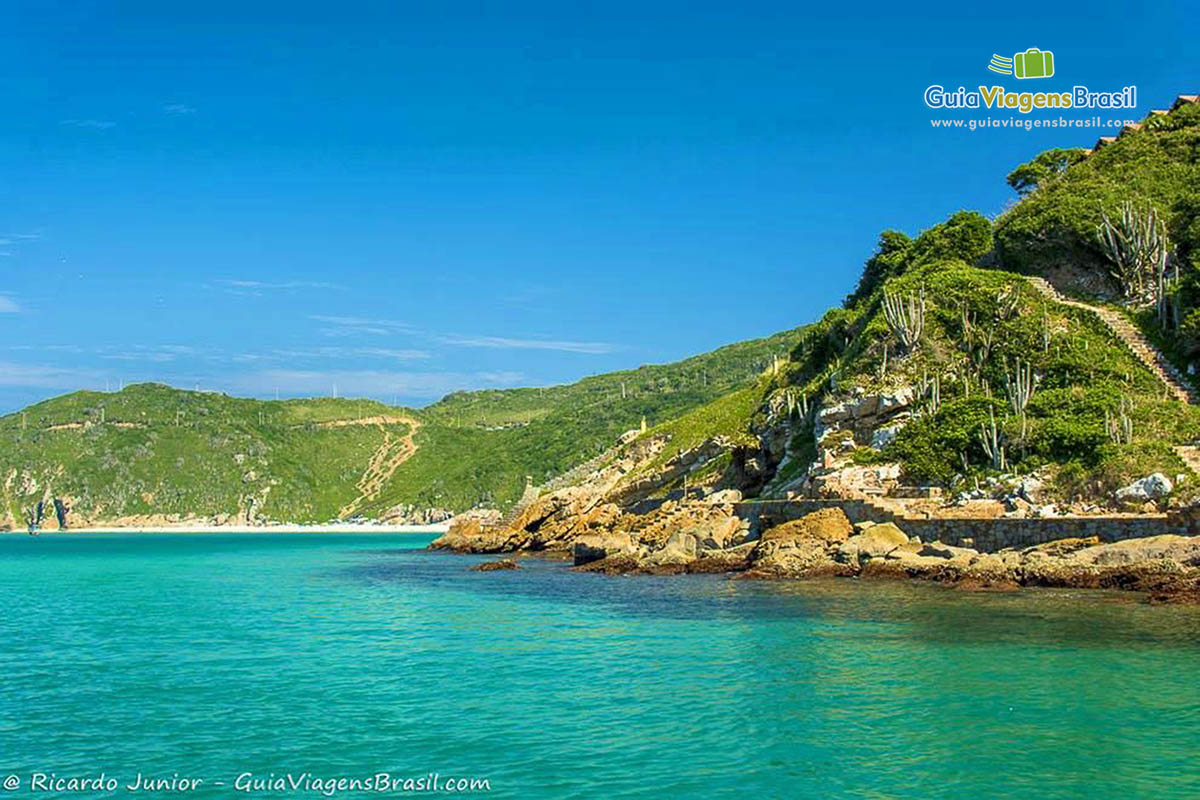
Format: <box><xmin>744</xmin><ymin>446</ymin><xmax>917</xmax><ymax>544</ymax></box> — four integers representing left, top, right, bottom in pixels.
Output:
<box><xmin>434</xmin><ymin>92</ymin><xmax>1200</xmax><ymax>601</ymax></box>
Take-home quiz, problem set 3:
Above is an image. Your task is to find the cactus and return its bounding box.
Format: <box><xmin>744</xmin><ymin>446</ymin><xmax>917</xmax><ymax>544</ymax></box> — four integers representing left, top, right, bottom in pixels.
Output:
<box><xmin>995</xmin><ymin>284</ymin><xmax>1021</xmax><ymax>321</ymax></box>
<box><xmin>1105</xmin><ymin>398</ymin><xmax>1133</xmax><ymax>444</ymax></box>
<box><xmin>786</xmin><ymin>389</ymin><xmax>810</xmax><ymax>422</ymax></box>
<box><xmin>1005</xmin><ymin>359</ymin><xmax>1040</xmax><ymax>415</ymax></box>
<box><xmin>1096</xmin><ymin>201</ymin><xmax>1169</xmax><ymax>304</ymax></box>
<box><xmin>916</xmin><ymin>369</ymin><xmax>941</xmax><ymax>417</ymax></box>
<box><xmin>961</xmin><ymin>308</ymin><xmax>995</xmax><ymax>381</ymax></box>
<box><xmin>978</xmin><ymin>408</ymin><xmax>1007</xmax><ymax>471</ymax></box>
<box><xmin>883</xmin><ymin>285</ymin><xmax>926</xmax><ymax>352</ymax></box>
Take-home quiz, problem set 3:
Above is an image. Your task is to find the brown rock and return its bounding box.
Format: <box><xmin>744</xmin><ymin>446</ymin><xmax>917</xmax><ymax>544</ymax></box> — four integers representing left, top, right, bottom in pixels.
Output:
<box><xmin>573</xmin><ymin>531</ymin><xmax>634</xmax><ymax>566</ymax></box>
<box><xmin>1020</xmin><ymin>537</ymin><xmax>1101</xmax><ymax>558</ymax></box>
<box><xmin>471</xmin><ymin>559</ymin><xmax>520</xmax><ymax>572</ymax></box>
<box><xmin>431</xmin><ymin>515</ymin><xmax>521</xmax><ymax>553</ymax></box>
<box><xmin>747</xmin><ymin>508</ymin><xmax>854</xmax><ymax>577</ymax></box>
<box><xmin>1069</xmin><ymin>535</ymin><xmax>1200</xmax><ymax>567</ymax></box>
<box><xmin>760</xmin><ymin>508</ymin><xmax>853</xmax><ymax>545</ymax></box>
<box><xmin>917</xmin><ymin>542</ymin><xmax>980</xmax><ymax>561</ymax></box>
<box><xmin>644</xmin><ymin>531</ymin><xmax>700</xmax><ymax>566</ymax></box>
<box><xmin>836</xmin><ymin>522</ymin><xmax>908</xmax><ymax>563</ymax></box>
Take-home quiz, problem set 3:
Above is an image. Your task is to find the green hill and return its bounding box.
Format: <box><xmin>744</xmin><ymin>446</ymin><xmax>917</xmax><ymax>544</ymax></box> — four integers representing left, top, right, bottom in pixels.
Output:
<box><xmin>7</xmin><ymin>93</ymin><xmax>1200</xmax><ymax>527</ymax></box>
<box><xmin>601</xmin><ymin>94</ymin><xmax>1200</xmax><ymax>506</ymax></box>
<box><xmin>0</xmin><ymin>328</ymin><xmax>801</xmax><ymax>527</ymax></box>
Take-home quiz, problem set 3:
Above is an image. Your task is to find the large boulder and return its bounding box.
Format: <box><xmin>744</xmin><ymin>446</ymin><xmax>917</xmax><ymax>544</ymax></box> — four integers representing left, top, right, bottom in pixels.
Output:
<box><xmin>643</xmin><ymin>531</ymin><xmax>699</xmax><ymax>566</ymax></box>
<box><xmin>431</xmin><ymin>514</ymin><xmax>518</xmax><ymax>553</ymax></box>
<box><xmin>747</xmin><ymin>508</ymin><xmax>853</xmax><ymax>576</ymax></box>
<box><xmin>573</xmin><ymin>531</ymin><xmax>635</xmax><ymax>566</ymax></box>
<box><xmin>917</xmin><ymin>542</ymin><xmax>980</xmax><ymax>561</ymax></box>
<box><xmin>1115</xmin><ymin>473</ymin><xmax>1173</xmax><ymax>504</ymax></box>
<box><xmin>690</xmin><ymin>515</ymin><xmax>748</xmax><ymax>551</ymax></box>
<box><xmin>836</xmin><ymin>522</ymin><xmax>909</xmax><ymax>563</ymax></box>
<box><xmin>1017</xmin><ymin>476</ymin><xmax>1048</xmax><ymax>505</ymax></box>
<box><xmin>508</xmin><ymin>488</ymin><xmax>624</xmax><ymax>550</ymax></box>
<box><xmin>760</xmin><ymin>508</ymin><xmax>854</xmax><ymax>544</ymax></box>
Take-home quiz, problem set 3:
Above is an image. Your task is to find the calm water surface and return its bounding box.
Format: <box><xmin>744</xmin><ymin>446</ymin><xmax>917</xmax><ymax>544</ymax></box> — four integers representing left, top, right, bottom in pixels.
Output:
<box><xmin>2</xmin><ymin>532</ymin><xmax>1199</xmax><ymax>798</ymax></box>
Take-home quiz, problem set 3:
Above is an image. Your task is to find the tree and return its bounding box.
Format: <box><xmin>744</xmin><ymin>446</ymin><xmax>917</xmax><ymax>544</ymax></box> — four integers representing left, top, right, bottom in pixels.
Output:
<box><xmin>846</xmin><ymin>230</ymin><xmax>912</xmax><ymax>307</ymax></box>
<box><xmin>908</xmin><ymin>210</ymin><xmax>994</xmax><ymax>266</ymax></box>
<box><xmin>1006</xmin><ymin>148</ymin><xmax>1088</xmax><ymax>195</ymax></box>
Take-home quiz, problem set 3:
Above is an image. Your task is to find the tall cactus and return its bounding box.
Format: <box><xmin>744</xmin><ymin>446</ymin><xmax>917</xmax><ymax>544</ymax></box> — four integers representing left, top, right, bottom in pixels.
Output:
<box><xmin>1005</xmin><ymin>359</ymin><xmax>1041</xmax><ymax>416</ymax></box>
<box><xmin>883</xmin><ymin>285</ymin><xmax>926</xmax><ymax>353</ymax></box>
<box><xmin>916</xmin><ymin>369</ymin><xmax>941</xmax><ymax>417</ymax></box>
<box><xmin>1041</xmin><ymin>303</ymin><xmax>1051</xmax><ymax>352</ymax></box>
<box><xmin>1097</xmin><ymin>201</ymin><xmax>1169</xmax><ymax>304</ymax></box>
<box><xmin>1105</xmin><ymin>397</ymin><xmax>1134</xmax><ymax>444</ymax></box>
<box><xmin>978</xmin><ymin>408</ymin><xmax>1007</xmax><ymax>471</ymax></box>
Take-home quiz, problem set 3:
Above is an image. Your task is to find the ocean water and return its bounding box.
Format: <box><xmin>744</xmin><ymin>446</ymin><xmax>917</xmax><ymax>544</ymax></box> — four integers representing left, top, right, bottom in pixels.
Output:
<box><xmin>2</xmin><ymin>533</ymin><xmax>1199</xmax><ymax>799</ymax></box>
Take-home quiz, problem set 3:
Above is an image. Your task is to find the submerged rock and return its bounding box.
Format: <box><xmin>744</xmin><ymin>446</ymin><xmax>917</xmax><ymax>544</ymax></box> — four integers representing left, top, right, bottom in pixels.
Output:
<box><xmin>471</xmin><ymin>559</ymin><xmax>520</xmax><ymax>572</ymax></box>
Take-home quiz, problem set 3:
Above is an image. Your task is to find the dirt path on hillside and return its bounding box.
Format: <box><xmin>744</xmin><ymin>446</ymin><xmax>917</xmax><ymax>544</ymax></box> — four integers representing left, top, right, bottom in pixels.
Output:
<box><xmin>337</xmin><ymin>416</ymin><xmax>422</xmax><ymax>518</ymax></box>
<box><xmin>312</xmin><ymin>415</ymin><xmax>416</xmax><ymax>429</ymax></box>
<box><xmin>44</xmin><ymin>421</ymin><xmax>145</xmax><ymax>431</ymax></box>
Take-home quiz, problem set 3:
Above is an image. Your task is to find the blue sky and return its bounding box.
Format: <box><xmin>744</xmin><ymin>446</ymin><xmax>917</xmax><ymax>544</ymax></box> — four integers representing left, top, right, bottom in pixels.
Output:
<box><xmin>1</xmin><ymin>0</ymin><xmax>1194</xmax><ymax>412</ymax></box>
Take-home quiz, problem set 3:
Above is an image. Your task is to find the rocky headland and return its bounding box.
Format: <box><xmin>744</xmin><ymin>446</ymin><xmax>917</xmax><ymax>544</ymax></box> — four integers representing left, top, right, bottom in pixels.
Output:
<box><xmin>436</xmin><ymin>490</ymin><xmax>1200</xmax><ymax>602</ymax></box>
<box><xmin>432</xmin><ymin>407</ymin><xmax>1200</xmax><ymax>604</ymax></box>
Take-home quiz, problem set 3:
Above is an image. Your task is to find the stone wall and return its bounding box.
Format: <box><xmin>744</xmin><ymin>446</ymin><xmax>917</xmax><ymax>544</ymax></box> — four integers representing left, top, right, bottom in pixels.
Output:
<box><xmin>733</xmin><ymin>500</ymin><xmax>1178</xmax><ymax>553</ymax></box>
<box><xmin>893</xmin><ymin>515</ymin><xmax>1174</xmax><ymax>552</ymax></box>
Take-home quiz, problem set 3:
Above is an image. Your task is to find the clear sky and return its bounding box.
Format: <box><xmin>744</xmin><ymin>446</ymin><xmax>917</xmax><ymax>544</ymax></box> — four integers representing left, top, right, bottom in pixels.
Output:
<box><xmin>1</xmin><ymin>0</ymin><xmax>1194</xmax><ymax>412</ymax></box>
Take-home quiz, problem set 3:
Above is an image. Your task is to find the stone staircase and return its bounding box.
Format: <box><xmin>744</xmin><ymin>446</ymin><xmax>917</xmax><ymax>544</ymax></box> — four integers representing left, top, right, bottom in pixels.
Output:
<box><xmin>1026</xmin><ymin>276</ymin><xmax>1199</xmax><ymax>404</ymax></box>
<box><xmin>1174</xmin><ymin>445</ymin><xmax>1200</xmax><ymax>475</ymax></box>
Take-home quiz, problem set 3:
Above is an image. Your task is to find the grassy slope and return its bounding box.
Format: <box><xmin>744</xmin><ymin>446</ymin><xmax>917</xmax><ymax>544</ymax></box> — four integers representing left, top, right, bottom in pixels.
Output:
<box><xmin>0</xmin><ymin>328</ymin><xmax>802</xmax><ymax>525</ymax></box>
<box><xmin>788</xmin><ymin>264</ymin><xmax>1200</xmax><ymax>497</ymax></box>
<box><xmin>0</xmin><ymin>385</ymin><xmax>405</xmax><ymax>525</ymax></box>
<box><xmin>609</xmin><ymin>102</ymin><xmax>1200</xmax><ymax>502</ymax></box>
<box><xmin>995</xmin><ymin>101</ymin><xmax>1200</xmax><ymax>280</ymax></box>
<box><xmin>363</xmin><ymin>327</ymin><xmax>803</xmax><ymax>512</ymax></box>
<box><xmin>607</xmin><ymin>263</ymin><xmax>1200</xmax><ymax>504</ymax></box>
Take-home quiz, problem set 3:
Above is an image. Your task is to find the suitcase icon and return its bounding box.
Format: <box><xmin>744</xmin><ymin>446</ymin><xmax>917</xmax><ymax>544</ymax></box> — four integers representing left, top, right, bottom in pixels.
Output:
<box><xmin>1013</xmin><ymin>48</ymin><xmax>1054</xmax><ymax>79</ymax></box>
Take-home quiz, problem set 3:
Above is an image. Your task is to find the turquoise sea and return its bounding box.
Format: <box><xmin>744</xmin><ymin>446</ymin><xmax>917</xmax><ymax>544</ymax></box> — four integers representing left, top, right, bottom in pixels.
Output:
<box><xmin>2</xmin><ymin>532</ymin><xmax>1200</xmax><ymax>798</ymax></box>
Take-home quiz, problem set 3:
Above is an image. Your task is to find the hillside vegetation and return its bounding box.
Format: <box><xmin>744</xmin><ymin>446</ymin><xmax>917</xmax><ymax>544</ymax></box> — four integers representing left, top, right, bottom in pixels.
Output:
<box><xmin>6</xmin><ymin>93</ymin><xmax>1200</xmax><ymax>526</ymax></box>
<box><xmin>607</xmin><ymin>95</ymin><xmax>1200</xmax><ymax>507</ymax></box>
<box><xmin>0</xmin><ymin>328</ymin><xmax>801</xmax><ymax>526</ymax></box>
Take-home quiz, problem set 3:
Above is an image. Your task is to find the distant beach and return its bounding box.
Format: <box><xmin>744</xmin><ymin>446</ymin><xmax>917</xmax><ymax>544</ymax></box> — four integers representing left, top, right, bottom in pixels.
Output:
<box><xmin>6</xmin><ymin>522</ymin><xmax>451</xmax><ymax>535</ymax></box>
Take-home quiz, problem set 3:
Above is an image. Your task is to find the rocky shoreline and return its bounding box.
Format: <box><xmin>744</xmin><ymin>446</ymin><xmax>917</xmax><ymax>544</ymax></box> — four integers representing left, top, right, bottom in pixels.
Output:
<box><xmin>433</xmin><ymin>495</ymin><xmax>1200</xmax><ymax>604</ymax></box>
